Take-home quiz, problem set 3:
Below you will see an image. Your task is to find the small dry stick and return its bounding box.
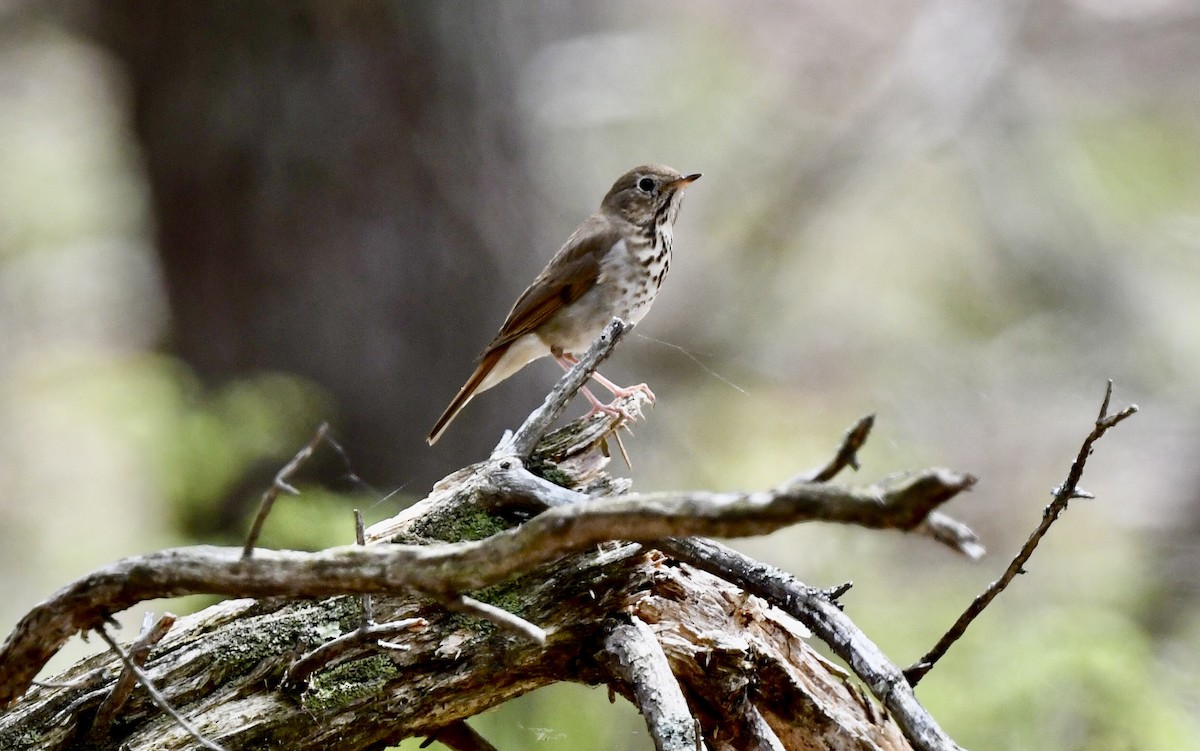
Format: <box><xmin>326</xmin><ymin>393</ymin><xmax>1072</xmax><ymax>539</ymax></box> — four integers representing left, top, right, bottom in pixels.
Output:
<box><xmin>441</xmin><ymin>595</ymin><xmax>547</xmax><ymax>643</ymax></box>
<box><xmin>30</xmin><ymin>668</ymin><xmax>110</xmax><ymax>691</ymax></box>
<box><xmin>904</xmin><ymin>381</ymin><xmax>1137</xmax><ymax>685</ymax></box>
<box><xmin>88</xmin><ymin>612</ymin><xmax>176</xmax><ymax>742</ymax></box>
<box><xmin>286</xmin><ymin>618</ymin><xmax>427</xmax><ymax>685</ymax></box>
<box><xmin>242</xmin><ymin>422</ymin><xmax>330</xmax><ymax>558</ymax></box>
<box><xmin>791</xmin><ymin>414</ymin><xmax>875</xmax><ymax>484</ymax></box>
<box><xmin>354</xmin><ymin>509</ymin><xmax>373</xmax><ymax>628</ymax></box>
<box><xmin>611</xmin><ymin>429</ymin><xmax>634</xmax><ymax>470</ymax></box>
<box><xmin>95</xmin><ymin>624</ymin><xmax>225</xmax><ymax>751</ymax></box>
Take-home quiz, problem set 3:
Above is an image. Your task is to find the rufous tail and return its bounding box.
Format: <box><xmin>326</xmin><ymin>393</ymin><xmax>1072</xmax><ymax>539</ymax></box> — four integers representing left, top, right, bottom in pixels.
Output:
<box><xmin>427</xmin><ymin>346</ymin><xmax>507</xmax><ymax>445</ymax></box>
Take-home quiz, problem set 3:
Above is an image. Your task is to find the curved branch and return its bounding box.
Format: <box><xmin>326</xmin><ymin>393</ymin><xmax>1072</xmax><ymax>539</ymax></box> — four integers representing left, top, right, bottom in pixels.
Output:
<box><xmin>0</xmin><ymin>467</ymin><xmax>973</xmax><ymax>705</ymax></box>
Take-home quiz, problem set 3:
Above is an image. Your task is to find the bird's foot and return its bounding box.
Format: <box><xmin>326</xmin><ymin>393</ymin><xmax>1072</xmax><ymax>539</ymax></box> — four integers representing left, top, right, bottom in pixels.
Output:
<box><xmin>581</xmin><ymin>386</ymin><xmax>640</xmax><ymax>423</ymax></box>
<box><xmin>609</xmin><ymin>382</ymin><xmax>656</xmax><ymax>404</ymax></box>
<box><xmin>588</xmin><ymin>372</ymin><xmax>656</xmax><ymax>405</ymax></box>
<box><xmin>556</xmin><ymin>354</ymin><xmax>656</xmax><ymax>405</ymax></box>
<box><xmin>585</xmin><ymin>401</ymin><xmax>638</xmax><ymax>423</ymax></box>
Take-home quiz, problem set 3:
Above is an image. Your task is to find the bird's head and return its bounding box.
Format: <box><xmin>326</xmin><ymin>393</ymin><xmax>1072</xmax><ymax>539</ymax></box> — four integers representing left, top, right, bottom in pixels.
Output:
<box><xmin>601</xmin><ymin>165</ymin><xmax>701</xmax><ymax>230</ymax></box>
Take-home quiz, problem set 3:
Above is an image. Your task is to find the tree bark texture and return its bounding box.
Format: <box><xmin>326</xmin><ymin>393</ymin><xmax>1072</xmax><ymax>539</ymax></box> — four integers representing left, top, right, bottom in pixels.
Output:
<box><xmin>0</xmin><ymin>391</ymin><xmax>971</xmax><ymax>750</ymax></box>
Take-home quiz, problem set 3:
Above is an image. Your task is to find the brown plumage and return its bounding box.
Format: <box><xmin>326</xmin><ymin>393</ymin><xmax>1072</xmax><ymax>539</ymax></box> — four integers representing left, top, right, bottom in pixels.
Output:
<box><xmin>427</xmin><ymin>164</ymin><xmax>700</xmax><ymax>445</ymax></box>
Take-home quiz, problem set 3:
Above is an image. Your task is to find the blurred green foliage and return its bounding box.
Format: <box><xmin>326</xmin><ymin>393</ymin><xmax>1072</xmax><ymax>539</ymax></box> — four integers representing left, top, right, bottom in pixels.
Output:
<box><xmin>1074</xmin><ymin>115</ymin><xmax>1200</xmax><ymax>224</ymax></box>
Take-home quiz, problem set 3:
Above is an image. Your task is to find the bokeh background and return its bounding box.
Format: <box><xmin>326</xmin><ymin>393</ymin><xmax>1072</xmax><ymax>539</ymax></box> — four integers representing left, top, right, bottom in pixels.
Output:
<box><xmin>2</xmin><ymin>1</ymin><xmax>1199</xmax><ymax>748</ymax></box>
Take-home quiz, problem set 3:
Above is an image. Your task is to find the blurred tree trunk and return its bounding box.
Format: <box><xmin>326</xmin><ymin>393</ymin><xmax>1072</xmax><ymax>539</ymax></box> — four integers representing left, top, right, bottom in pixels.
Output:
<box><xmin>82</xmin><ymin>1</ymin><xmax>595</xmax><ymax>528</ymax></box>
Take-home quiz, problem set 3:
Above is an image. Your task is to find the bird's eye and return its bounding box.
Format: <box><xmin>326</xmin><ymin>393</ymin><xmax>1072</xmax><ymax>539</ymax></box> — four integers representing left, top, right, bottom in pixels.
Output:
<box><xmin>637</xmin><ymin>177</ymin><xmax>656</xmax><ymax>193</ymax></box>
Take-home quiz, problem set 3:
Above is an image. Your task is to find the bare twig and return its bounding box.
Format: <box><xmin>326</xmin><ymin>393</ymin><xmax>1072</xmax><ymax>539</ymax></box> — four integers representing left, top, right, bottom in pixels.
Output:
<box><xmin>441</xmin><ymin>596</ymin><xmax>546</xmax><ymax>643</ymax></box>
<box><xmin>284</xmin><ymin>511</ymin><xmax>435</xmax><ymax>685</ymax></box>
<box><xmin>796</xmin><ymin>415</ymin><xmax>984</xmax><ymax>556</ymax></box>
<box><xmin>789</xmin><ymin>414</ymin><xmax>875</xmax><ymax>484</ymax></box>
<box><xmin>904</xmin><ymin>381</ymin><xmax>1138</xmax><ymax>685</ymax></box>
<box><xmin>785</xmin><ymin>416</ymin><xmax>982</xmax><ymax>558</ymax></box>
<box><xmin>612</xmin><ymin>428</ymin><xmax>634</xmax><ymax>469</ymax></box>
<box><xmin>602</xmin><ymin>616</ymin><xmax>706</xmax><ymax>751</ymax></box>
<box><xmin>421</xmin><ymin>720</ymin><xmax>499</xmax><ymax>751</ymax></box>
<box><xmin>87</xmin><ymin>612</ymin><xmax>175</xmax><ymax>742</ymax></box>
<box><xmin>29</xmin><ymin>669</ymin><xmax>109</xmax><ymax>692</ymax></box>
<box><xmin>917</xmin><ymin>511</ymin><xmax>986</xmax><ymax>560</ymax></box>
<box><xmin>242</xmin><ymin>422</ymin><xmax>330</xmax><ymax>558</ymax></box>
<box><xmin>494</xmin><ymin>318</ymin><xmax>630</xmax><ymax>459</ymax></box>
<box><xmin>94</xmin><ymin>624</ymin><xmax>225</xmax><ymax>751</ymax></box>
<box><xmin>0</xmin><ymin>467</ymin><xmax>972</xmax><ymax>704</ymax></box>
<box><xmin>286</xmin><ymin>618</ymin><xmax>427</xmax><ymax>685</ymax></box>
<box><xmin>354</xmin><ymin>509</ymin><xmax>373</xmax><ymax>628</ymax></box>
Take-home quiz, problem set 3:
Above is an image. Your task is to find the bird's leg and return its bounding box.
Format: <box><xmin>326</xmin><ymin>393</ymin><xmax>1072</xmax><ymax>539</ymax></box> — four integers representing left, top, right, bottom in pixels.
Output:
<box><xmin>587</xmin><ymin>369</ymin><xmax>656</xmax><ymax>404</ymax></box>
<box><xmin>558</xmin><ymin>353</ymin><xmax>656</xmax><ymax>403</ymax></box>
<box><xmin>553</xmin><ymin>355</ymin><xmax>638</xmax><ymax>422</ymax></box>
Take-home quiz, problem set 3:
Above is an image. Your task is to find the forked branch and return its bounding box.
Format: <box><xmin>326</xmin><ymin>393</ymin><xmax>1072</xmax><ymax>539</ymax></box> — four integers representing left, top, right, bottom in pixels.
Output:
<box><xmin>905</xmin><ymin>381</ymin><xmax>1137</xmax><ymax>685</ymax></box>
<box><xmin>0</xmin><ymin>465</ymin><xmax>973</xmax><ymax>706</ymax></box>
<box><xmin>0</xmin><ymin>322</ymin><xmax>994</xmax><ymax>751</ymax></box>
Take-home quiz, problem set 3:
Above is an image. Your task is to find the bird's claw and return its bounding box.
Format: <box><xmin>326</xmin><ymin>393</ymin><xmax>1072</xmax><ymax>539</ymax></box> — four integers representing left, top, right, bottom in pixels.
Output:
<box><xmin>585</xmin><ymin>401</ymin><xmax>638</xmax><ymax>424</ymax></box>
<box><xmin>619</xmin><ymin>382</ymin><xmax>655</xmax><ymax>404</ymax></box>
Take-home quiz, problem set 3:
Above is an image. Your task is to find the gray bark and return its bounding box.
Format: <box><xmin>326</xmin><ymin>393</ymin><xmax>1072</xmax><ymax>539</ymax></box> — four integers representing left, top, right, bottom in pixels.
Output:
<box><xmin>0</xmin><ymin>386</ymin><xmax>973</xmax><ymax>751</ymax></box>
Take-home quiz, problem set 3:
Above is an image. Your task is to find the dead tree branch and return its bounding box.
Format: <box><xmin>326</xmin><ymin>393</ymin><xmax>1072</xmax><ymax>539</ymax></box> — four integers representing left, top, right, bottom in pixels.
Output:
<box><xmin>0</xmin><ymin>466</ymin><xmax>971</xmax><ymax>706</ymax></box>
<box><xmin>904</xmin><ymin>381</ymin><xmax>1137</xmax><ymax>685</ymax></box>
<box><xmin>0</xmin><ymin>323</ymin><xmax>1001</xmax><ymax>751</ymax></box>
<box><xmin>600</xmin><ymin>616</ymin><xmax>706</xmax><ymax>751</ymax></box>
<box><xmin>86</xmin><ymin>612</ymin><xmax>176</xmax><ymax>742</ymax></box>
<box><xmin>242</xmin><ymin>422</ymin><xmax>330</xmax><ymax>558</ymax></box>
<box><xmin>94</xmin><ymin>624</ymin><xmax>225</xmax><ymax>751</ymax></box>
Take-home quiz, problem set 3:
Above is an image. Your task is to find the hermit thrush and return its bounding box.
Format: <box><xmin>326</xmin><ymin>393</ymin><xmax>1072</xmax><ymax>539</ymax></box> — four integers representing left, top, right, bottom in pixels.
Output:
<box><xmin>427</xmin><ymin>164</ymin><xmax>701</xmax><ymax>445</ymax></box>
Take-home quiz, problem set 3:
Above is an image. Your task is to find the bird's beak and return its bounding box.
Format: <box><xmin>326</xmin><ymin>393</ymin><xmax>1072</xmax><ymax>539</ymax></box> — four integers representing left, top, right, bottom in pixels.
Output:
<box><xmin>671</xmin><ymin>173</ymin><xmax>702</xmax><ymax>190</ymax></box>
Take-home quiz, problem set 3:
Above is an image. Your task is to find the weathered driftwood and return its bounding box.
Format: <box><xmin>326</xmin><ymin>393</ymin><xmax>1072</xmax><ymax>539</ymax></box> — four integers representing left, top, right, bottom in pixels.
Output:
<box><xmin>0</xmin><ymin>321</ymin><xmax>980</xmax><ymax>751</ymax></box>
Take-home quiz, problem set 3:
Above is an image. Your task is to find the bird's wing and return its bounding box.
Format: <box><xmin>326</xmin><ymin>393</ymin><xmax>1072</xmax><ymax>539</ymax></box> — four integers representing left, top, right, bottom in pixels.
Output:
<box><xmin>483</xmin><ymin>214</ymin><xmax>617</xmax><ymax>354</ymax></box>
